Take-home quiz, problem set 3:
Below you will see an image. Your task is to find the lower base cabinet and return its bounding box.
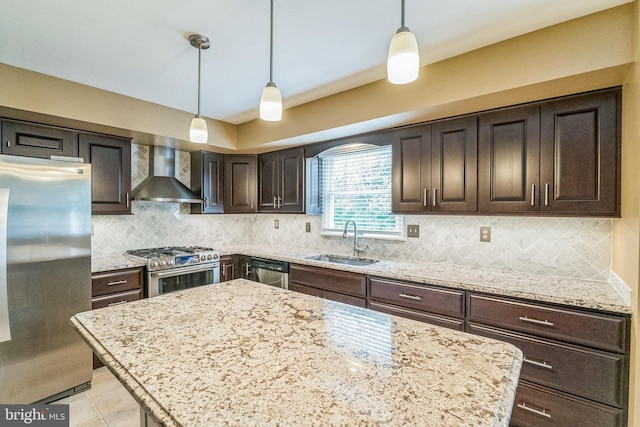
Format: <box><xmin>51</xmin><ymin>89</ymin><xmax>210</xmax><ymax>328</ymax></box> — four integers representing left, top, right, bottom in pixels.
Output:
<box><xmin>91</xmin><ymin>267</ymin><xmax>143</xmax><ymax>368</ymax></box>
<box><xmin>511</xmin><ymin>381</ymin><xmax>624</xmax><ymax>427</ymax></box>
<box><xmin>289</xmin><ymin>264</ymin><xmax>366</xmax><ymax>307</ymax></box>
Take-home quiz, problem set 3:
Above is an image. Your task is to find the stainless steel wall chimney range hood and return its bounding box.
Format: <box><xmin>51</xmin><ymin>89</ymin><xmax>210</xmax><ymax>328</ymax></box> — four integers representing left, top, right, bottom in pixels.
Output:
<box><xmin>131</xmin><ymin>146</ymin><xmax>203</xmax><ymax>203</ymax></box>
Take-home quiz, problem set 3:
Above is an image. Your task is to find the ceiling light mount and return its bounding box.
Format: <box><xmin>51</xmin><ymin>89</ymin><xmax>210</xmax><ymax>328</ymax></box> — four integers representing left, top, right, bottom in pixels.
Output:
<box><xmin>188</xmin><ymin>33</ymin><xmax>210</xmax><ymax>144</ymax></box>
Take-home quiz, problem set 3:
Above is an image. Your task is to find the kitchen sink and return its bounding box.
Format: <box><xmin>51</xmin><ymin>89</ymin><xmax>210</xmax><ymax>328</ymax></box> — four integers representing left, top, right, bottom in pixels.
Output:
<box><xmin>305</xmin><ymin>254</ymin><xmax>379</xmax><ymax>266</ymax></box>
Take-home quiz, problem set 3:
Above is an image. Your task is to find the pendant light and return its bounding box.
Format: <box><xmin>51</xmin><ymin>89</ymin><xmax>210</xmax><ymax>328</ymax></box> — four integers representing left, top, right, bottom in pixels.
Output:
<box><xmin>188</xmin><ymin>34</ymin><xmax>210</xmax><ymax>143</ymax></box>
<box><xmin>387</xmin><ymin>0</ymin><xmax>419</xmax><ymax>85</ymax></box>
<box><xmin>260</xmin><ymin>0</ymin><xmax>283</xmax><ymax>121</ymax></box>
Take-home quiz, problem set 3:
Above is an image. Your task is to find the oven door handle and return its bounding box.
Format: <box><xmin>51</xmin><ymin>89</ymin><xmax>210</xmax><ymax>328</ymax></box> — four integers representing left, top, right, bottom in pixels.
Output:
<box><xmin>150</xmin><ymin>264</ymin><xmax>218</xmax><ymax>279</ymax></box>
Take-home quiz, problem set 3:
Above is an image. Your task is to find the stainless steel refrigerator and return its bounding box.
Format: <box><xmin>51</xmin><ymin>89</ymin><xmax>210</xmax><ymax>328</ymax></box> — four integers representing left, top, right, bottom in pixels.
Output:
<box><xmin>0</xmin><ymin>154</ymin><xmax>93</xmax><ymax>403</ymax></box>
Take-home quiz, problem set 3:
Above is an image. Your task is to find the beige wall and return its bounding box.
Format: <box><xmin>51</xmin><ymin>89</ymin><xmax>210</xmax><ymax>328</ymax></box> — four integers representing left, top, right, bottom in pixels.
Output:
<box><xmin>613</xmin><ymin>2</ymin><xmax>640</xmax><ymax>426</ymax></box>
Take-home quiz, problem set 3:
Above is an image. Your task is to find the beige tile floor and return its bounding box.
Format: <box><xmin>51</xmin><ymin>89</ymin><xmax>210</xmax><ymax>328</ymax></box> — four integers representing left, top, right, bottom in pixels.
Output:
<box><xmin>55</xmin><ymin>367</ymin><xmax>140</xmax><ymax>427</ymax></box>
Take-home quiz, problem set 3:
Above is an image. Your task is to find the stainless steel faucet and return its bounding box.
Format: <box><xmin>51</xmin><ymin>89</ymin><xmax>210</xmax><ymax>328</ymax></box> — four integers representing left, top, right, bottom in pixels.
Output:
<box><xmin>342</xmin><ymin>220</ymin><xmax>368</xmax><ymax>256</ymax></box>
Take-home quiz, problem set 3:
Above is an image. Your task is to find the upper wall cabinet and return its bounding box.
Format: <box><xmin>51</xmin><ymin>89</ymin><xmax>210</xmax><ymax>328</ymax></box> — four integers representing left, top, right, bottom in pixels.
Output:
<box><xmin>478</xmin><ymin>105</ymin><xmax>541</xmax><ymax>213</ymax></box>
<box><xmin>1</xmin><ymin>120</ymin><xmax>77</xmax><ymax>159</ymax></box>
<box><xmin>190</xmin><ymin>151</ymin><xmax>224</xmax><ymax>214</ymax></box>
<box><xmin>78</xmin><ymin>133</ymin><xmax>132</xmax><ymax>215</ymax></box>
<box><xmin>258</xmin><ymin>147</ymin><xmax>305</xmax><ymax>213</ymax></box>
<box><xmin>224</xmin><ymin>155</ymin><xmax>257</xmax><ymax>214</ymax></box>
<box><xmin>539</xmin><ymin>90</ymin><xmax>619</xmax><ymax>216</ymax></box>
<box><xmin>479</xmin><ymin>88</ymin><xmax>620</xmax><ymax>216</ymax></box>
<box><xmin>392</xmin><ymin>116</ymin><xmax>478</xmax><ymax>213</ymax></box>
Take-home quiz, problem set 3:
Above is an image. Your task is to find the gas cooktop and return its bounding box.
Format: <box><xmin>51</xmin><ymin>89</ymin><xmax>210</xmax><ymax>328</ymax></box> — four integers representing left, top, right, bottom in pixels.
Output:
<box><xmin>125</xmin><ymin>246</ymin><xmax>220</xmax><ymax>271</ymax></box>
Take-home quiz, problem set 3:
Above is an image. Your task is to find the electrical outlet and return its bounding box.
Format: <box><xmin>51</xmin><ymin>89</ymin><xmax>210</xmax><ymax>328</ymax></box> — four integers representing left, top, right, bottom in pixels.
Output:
<box><xmin>480</xmin><ymin>226</ymin><xmax>491</xmax><ymax>242</ymax></box>
<box><xmin>305</xmin><ymin>222</ymin><xmax>311</xmax><ymax>232</ymax></box>
<box><xmin>274</xmin><ymin>219</ymin><xmax>279</xmax><ymax>229</ymax></box>
<box><xmin>407</xmin><ymin>224</ymin><xmax>420</xmax><ymax>238</ymax></box>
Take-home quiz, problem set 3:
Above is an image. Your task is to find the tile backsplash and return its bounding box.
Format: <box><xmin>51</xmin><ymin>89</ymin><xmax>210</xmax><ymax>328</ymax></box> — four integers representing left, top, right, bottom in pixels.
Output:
<box><xmin>91</xmin><ymin>145</ymin><xmax>612</xmax><ymax>280</ymax></box>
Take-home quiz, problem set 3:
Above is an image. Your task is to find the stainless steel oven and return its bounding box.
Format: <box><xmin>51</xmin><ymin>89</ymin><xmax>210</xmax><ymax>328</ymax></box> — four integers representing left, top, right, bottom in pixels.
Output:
<box><xmin>125</xmin><ymin>246</ymin><xmax>220</xmax><ymax>298</ymax></box>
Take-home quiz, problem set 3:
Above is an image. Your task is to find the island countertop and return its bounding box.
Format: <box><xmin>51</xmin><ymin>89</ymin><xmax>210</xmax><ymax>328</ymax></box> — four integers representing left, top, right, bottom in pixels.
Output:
<box><xmin>71</xmin><ymin>279</ymin><xmax>523</xmax><ymax>427</ymax></box>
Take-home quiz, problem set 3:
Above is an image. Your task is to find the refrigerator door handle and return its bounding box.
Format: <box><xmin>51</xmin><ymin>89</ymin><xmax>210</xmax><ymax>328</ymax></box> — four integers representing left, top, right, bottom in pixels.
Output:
<box><xmin>0</xmin><ymin>188</ymin><xmax>11</xmax><ymax>343</ymax></box>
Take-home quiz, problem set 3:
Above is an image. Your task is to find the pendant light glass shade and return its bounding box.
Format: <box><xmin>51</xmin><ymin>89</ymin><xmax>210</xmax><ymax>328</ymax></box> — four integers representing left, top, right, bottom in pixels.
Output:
<box><xmin>387</xmin><ymin>28</ymin><xmax>419</xmax><ymax>84</ymax></box>
<box><xmin>387</xmin><ymin>0</ymin><xmax>419</xmax><ymax>85</ymax></box>
<box><xmin>190</xmin><ymin>116</ymin><xmax>208</xmax><ymax>143</ymax></box>
<box><xmin>260</xmin><ymin>82</ymin><xmax>282</xmax><ymax>122</ymax></box>
<box><xmin>188</xmin><ymin>34</ymin><xmax>210</xmax><ymax>144</ymax></box>
<box><xmin>260</xmin><ymin>0</ymin><xmax>283</xmax><ymax>122</ymax></box>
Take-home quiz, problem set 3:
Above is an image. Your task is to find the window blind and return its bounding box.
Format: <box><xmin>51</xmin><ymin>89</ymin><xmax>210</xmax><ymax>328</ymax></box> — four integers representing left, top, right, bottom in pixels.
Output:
<box><xmin>319</xmin><ymin>144</ymin><xmax>402</xmax><ymax>236</ymax></box>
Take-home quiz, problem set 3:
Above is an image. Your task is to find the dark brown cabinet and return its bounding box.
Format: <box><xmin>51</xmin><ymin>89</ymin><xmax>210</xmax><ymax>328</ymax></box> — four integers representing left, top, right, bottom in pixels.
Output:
<box><xmin>1</xmin><ymin>120</ymin><xmax>78</xmax><ymax>159</ymax></box>
<box><xmin>479</xmin><ymin>88</ymin><xmax>620</xmax><ymax>216</ymax></box>
<box><xmin>467</xmin><ymin>293</ymin><xmax>629</xmax><ymax>427</ymax></box>
<box><xmin>191</xmin><ymin>151</ymin><xmax>224</xmax><ymax>214</ymax></box>
<box><xmin>539</xmin><ymin>89</ymin><xmax>619</xmax><ymax>216</ymax></box>
<box><xmin>258</xmin><ymin>147</ymin><xmax>305</xmax><ymax>213</ymax></box>
<box><xmin>478</xmin><ymin>105</ymin><xmax>541</xmax><ymax>213</ymax></box>
<box><xmin>219</xmin><ymin>255</ymin><xmax>236</xmax><ymax>282</ymax></box>
<box><xmin>78</xmin><ymin>133</ymin><xmax>132</xmax><ymax>215</ymax></box>
<box><xmin>289</xmin><ymin>264</ymin><xmax>366</xmax><ymax>307</ymax></box>
<box><xmin>392</xmin><ymin>116</ymin><xmax>478</xmax><ymax>213</ymax></box>
<box><xmin>223</xmin><ymin>155</ymin><xmax>257</xmax><ymax>213</ymax></box>
<box><xmin>91</xmin><ymin>267</ymin><xmax>143</xmax><ymax>367</ymax></box>
<box><xmin>368</xmin><ymin>277</ymin><xmax>465</xmax><ymax>331</ymax></box>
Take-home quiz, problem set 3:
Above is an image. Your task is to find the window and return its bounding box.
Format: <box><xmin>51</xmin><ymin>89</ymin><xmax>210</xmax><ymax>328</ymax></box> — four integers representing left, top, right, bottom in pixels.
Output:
<box><xmin>318</xmin><ymin>143</ymin><xmax>403</xmax><ymax>238</ymax></box>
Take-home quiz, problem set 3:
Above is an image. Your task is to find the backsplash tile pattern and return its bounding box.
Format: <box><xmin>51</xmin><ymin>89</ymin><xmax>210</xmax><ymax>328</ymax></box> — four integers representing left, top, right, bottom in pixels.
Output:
<box><xmin>91</xmin><ymin>144</ymin><xmax>612</xmax><ymax>280</ymax></box>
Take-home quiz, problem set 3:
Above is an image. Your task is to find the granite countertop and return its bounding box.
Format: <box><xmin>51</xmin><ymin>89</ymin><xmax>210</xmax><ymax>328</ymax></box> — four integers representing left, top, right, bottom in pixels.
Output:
<box><xmin>92</xmin><ymin>254</ymin><xmax>145</xmax><ymax>273</ymax></box>
<box><xmin>71</xmin><ymin>279</ymin><xmax>523</xmax><ymax>427</ymax></box>
<box><xmin>216</xmin><ymin>244</ymin><xmax>631</xmax><ymax>315</ymax></box>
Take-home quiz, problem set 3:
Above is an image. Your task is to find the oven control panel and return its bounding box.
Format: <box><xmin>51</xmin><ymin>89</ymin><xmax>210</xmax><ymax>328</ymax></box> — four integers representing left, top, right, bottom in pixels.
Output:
<box><xmin>148</xmin><ymin>251</ymin><xmax>220</xmax><ymax>271</ymax></box>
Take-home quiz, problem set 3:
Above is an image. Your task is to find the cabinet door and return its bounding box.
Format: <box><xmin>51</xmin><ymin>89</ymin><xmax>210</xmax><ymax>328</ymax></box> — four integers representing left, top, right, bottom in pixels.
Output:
<box><xmin>257</xmin><ymin>152</ymin><xmax>279</xmax><ymax>212</ymax></box>
<box><xmin>478</xmin><ymin>106</ymin><xmax>540</xmax><ymax>213</ymax></box>
<box><xmin>2</xmin><ymin>120</ymin><xmax>77</xmax><ymax>158</ymax></box>
<box><xmin>219</xmin><ymin>255</ymin><xmax>236</xmax><ymax>282</ymax></box>
<box><xmin>540</xmin><ymin>90</ymin><xmax>619</xmax><ymax>216</ymax></box>
<box><xmin>279</xmin><ymin>148</ymin><xmax>305</xmax><ymax>213</ymax></box>
<box><xmin>391</xmin><ymin>125</ymin><xmax>431</xmax><ymax>212</ymax></box>
<box><xmin>223</xmin><ymin>155</ymin><xmax>257</xmax><ymax>213</ymax></box>
<box><xmin>431</xmin><ymin>116</ymin><xmax>478</xmax><ymax>212</ymax></box>
<box><xmin>78</xmin><ymin>133</ymin><xmax>131</xmax><ymax>214</ymax></box>
<box><xmin>191</xmin><ymin>151</ymin><xmax>224</xmax><ymax>214</ymax></box>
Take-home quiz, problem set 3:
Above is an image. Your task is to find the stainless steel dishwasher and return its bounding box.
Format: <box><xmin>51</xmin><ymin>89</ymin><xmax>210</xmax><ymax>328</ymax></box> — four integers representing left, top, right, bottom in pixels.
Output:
<box><xmin>251</xmin><ymin>258</ymin><xmax>289</xmax><ymax>289</ymax></box>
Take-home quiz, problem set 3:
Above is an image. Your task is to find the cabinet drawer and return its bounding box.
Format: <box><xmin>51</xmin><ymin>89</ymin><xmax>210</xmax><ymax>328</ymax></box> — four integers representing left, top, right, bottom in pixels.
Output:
<box><xmin>369</xmin><ymin>301</ymin><xmax>464</xmax><ymax>331</ymax></box>
<box><xmin>290</xmin><ymin>264</ymin><xmax>366</xmax><ymax>297</ymax></box>
<box><xmin>91</xmin><ymin>289</ymin><xmax>142</xmax><ymax>310</ymax></box>
<box><xmin>511</xmin><ymin>381</ymin><xmax>623</xmax><ymax>427</ymax></box>
<box><xmin>92</xmin><ymin>268</ymin><xmax>142</xmax><ymax>297</ymax></box>
<box><xmin>468</xmin><ymin>323</ymin><xmax>626</xmax><ymax>408</ymax></box>
<box><xmin>288</xmin><ymin>283</ymin><xmax>366</xmax><ymax>307</ymax></box>
<box><xmin>467</xmin><ymin>293</ymin><xmax>628</xmax><ymax>353</ymax></box>
<box><xmin>369</xmin><ymin>277</ymin><xmax>464</xmax><ymax>318</ymax></box>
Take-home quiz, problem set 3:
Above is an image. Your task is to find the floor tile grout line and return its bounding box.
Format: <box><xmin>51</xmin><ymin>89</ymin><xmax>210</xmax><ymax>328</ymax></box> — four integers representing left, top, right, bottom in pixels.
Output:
<box><xmin>85</xmin><ymin>391</ymin><xmax>108</xmax><ymax>426</ymax></box>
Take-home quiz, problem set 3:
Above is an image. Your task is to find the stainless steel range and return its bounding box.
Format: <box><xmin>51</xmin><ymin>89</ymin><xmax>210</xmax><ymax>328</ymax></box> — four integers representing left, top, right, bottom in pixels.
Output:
<box><xmin>125</xmin><ymin>246</ymin><xmax>220</xmax><ymax>298</ymax></box>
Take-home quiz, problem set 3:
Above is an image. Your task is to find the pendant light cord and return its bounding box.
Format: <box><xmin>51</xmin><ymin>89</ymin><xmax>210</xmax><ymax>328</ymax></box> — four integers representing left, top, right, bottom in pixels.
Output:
<box><xmin>269</xmin><ymin>0</ymin><xmax>274</xmax><ymax>83</ymax></box>
<box><xmin>401</xmin><ymin>0</ymin><xmax>405</xmax><ymax>28</ymax></box>
<box><xmin>197</xmin><ymin>42</ymin><xmax>202</xmax><ymax>117</ymax></box>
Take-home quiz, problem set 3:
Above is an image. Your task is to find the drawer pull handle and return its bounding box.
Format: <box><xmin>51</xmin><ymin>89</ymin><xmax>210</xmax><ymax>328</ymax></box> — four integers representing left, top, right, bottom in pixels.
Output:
<box><xmin>517</xmin><ymin>402</ymin><xmax>551</xmax><ymax>419</ymax></box>
<box><xmin>107</xmin><ymin>280</ymin><xmax>127</xmax><ymax>286</ymax></box>
<box><xmin>523</xmin><ymin>357</ymin><xmax>553</xmax><ymax>370</ymax></box>
<box><xmin>108</xmin><ymin>300</ymin><xmax>128</xmax><ymax>307</ymax></box>
<box><xmin>519</xmin><ymin>316</ymin><xmax>554</xmax><ymax>327</ymax></box>
<box><xmin>399</xmin><ymin>293</ymin><xmax>422</xmax><ymax>301</ymax></box>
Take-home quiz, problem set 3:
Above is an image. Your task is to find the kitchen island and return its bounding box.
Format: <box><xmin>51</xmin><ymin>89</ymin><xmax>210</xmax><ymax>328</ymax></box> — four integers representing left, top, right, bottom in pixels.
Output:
<box><xmin>71</xmin><ymin>279</ymin><xmax>523</xmax><ymax>426</ymax></box>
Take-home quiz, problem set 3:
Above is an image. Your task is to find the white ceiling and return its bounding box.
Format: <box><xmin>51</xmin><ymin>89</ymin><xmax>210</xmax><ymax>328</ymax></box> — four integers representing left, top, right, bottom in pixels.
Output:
<box><xmin>0</xmin><ymin>0</ymin><xmax>631</xmax><ymax>125</ymax></box>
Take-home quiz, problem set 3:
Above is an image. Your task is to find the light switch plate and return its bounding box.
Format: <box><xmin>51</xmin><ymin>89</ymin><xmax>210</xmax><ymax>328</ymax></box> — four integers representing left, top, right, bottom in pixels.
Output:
<box><xmin>274</xmin><ymin>219</ymin><xmax>279</xmax><ymax>229</ymax></box>
<box><xmin>407</xmin><ymin>224</ymin><xmax>420</xmax><ymax>238</ymax></box>
<box><xmin>305</xmin><ymin>222</ymin><xmax>311</xmax><ymax>232</ymax></box>
<box><xmin>480</xmin><ymin>226</ymin><xmax>491</xmax><ymax>242</ymax></box>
